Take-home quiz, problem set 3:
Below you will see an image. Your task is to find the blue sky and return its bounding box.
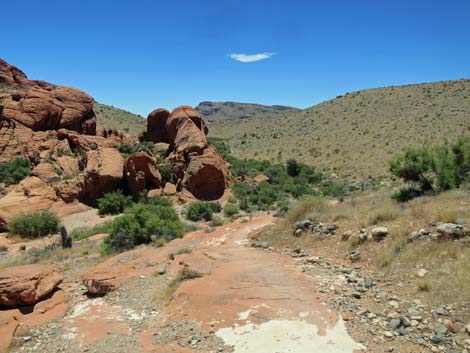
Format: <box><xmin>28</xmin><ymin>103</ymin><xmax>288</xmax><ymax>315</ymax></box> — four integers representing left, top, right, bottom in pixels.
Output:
<box><xmin>2</xmin><ymin>0</ymin><xmax>470</xmax><ymax>116</ymax></box>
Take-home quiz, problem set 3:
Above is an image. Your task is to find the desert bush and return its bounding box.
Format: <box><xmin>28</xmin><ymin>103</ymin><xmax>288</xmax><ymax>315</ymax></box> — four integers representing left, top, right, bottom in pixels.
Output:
<box><xmin>8</xmin><ymin>210</ymin><xmax>60</xmax><ymax>239</ymax></box>
<box><xmin>98</xmin><ymin>190</ymin><xmax>133</xmax><ymax>215</ymax></box>
<box><xmin>103</xmin><ymin>203</ymin><xmax>184</xmax><ymax>253</ymax></box>
<box><xmin>223</xmin><ymin>203</ymin><xmax>239</xmax><ymax>217</ymax></box>
<box><xmin>147</xmin><ymin>196</ymin><xmax>172</xmax><ymax>207</ymax></box>
<box><xmin>284</xmin><ymin>196</ymin><xmax>329</xmax><ymax>225</ymax></box>
<box><xmin>118</xmin><ymin>141</ymin><xmax>156</xmax><ymax>158</ymax></box>
<box><xmin>389</xmin><ymin>136</ymin><xmax>470</xmax><ymax>201</ymax></box>
<box><xmin>158</xmin><ymin>163</ymin><xmax>175</xmax><ymax>184</ymax></box>
<box><xmin>0</xmin><ymin>157</ymin><xmax>31</xmax><ymax>185</ymax></box>
<box><xmin>209</xmin><ymin>216</ymin><xmax>224</xmax><ymax>227</ymax></box>
<box><xmin>186</xmin><ymin>201</ymin><xmax>220</xmax><ymax>222</ymax></box>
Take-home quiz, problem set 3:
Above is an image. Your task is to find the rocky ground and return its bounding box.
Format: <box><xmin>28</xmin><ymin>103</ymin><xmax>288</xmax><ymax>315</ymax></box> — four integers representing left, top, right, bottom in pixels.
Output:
<box><xmin>2</xmin><ymin>213</ymin><xmax>469</xmax><ymax>353</ymax></box>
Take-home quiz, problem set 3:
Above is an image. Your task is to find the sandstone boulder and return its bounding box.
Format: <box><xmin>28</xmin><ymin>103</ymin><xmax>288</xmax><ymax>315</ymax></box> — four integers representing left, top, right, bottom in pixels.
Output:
<box><xmin>163</xmin><ymin>182</ymin><xmax>177</xmax><ymax>196</ymax></box>
<box><xmin>84</xmin><ymin>148</ymin><xmax>124</xmax><ymax>199</ymax></box>
<box><xmin>140</xmin><ymin>108</ymin><xmax>170</xmax><ymax>143</ymax></box>
<box><xmin>183</xmin><ymin>145</ymin><xmax>229</xmax><ymax>200</ymax></box>
<box><xmin>82</xmin><ymin>272</ymin><xmax>119</xmax><ymax>294</ymax></box>
<box><xmin>0</xmin><ymin>264</ymin><xmax>63</xmax><ymax>307</ymax></box>
<box><xmin>32</xmin><ymin>163</ymin><xmax>60</xmax><ymax>183</ymax></box>
<box><xmin>124</xmin><ymin>151</ymin><xmax>162</xmax><ymax>199</ymax></box>
<box><xmin>166</xmin><ymin>106</ymin><xmax>208</xmax><ymax>154</ymax></box>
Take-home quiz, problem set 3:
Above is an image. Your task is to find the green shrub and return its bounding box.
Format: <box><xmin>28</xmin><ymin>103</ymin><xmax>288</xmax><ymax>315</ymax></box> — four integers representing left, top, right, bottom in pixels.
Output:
<box><xmin>158</xmin><ymin>163</ymin><xmax>175</xmax><ymax>184</ymax></box>
<box><xmin>0</xmin><ymin>157</ymin><xmax>31</xmax><ymax>185</ymax></box>
<box><xmin>223</xmin><ymin>203</ymin><xmax>239</xmax><ymax>217</ymax></box>
<box><xmin>286</xmin><ymin>159</ymin><xmax>300</xmax><ymax>177</ymax></box>
<box><xmin>389</xmin><ymin>136</ymin><xmax>470</xmax><ymax>201</ymax></box>
<box><xmin>147</xmin><ymin>196</ymin><xmax>172</xmax><ymax>207</ymax></box>
<box><xmin>98</xmin><ymin>190</ymin><xmax>133</xmax><ymax>215</ymax></box>
<box><xmin>186</xmin><ymin>201</ymin><xmax>220</xmax><ymax>222</ymax></box>
<box><xmin>103</xmin><ymin>203</ymin><xmax>184</xmax><ymax>253</ymax></box>
<box><xmin>8</xmin><ymin>210</ymin><xmax>60</xmax><ymax>239</ymax></box>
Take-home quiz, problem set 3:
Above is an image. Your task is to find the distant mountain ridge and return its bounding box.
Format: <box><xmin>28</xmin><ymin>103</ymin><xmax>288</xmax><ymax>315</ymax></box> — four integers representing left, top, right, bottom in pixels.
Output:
<box><xmin>195</xmin><ymin>101</ymin><xmax>299</xmax><ymax>121</ymax></box>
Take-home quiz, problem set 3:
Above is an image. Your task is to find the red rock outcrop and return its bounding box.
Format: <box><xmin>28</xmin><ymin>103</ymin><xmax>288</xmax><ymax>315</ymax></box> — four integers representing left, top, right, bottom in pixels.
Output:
<box><xmin>0</xmin><ymin>264</ymin><xmax>63</xmax><ymax>307</ymax></box>
<box><xmin>139</xmin><ymin>108</ymin><xmax>170</xmax><ymax>143</ymax></box>
<box><xmin>1</xmin><ymin>86</ymin><xmax>96</xmax><ymax>134</ymax></box>
<box><xmin>124</xmin><ymin>151</ymin><xmax>162</xmax><ymax>199</ymax></box>
<box><xmin>183</xmin><ymin>145</ymin><xmax>230</xmax><ymax>200</ymax></box>
<box><xmin>166</xmin><ymin>106</ymin><xmax>208</xmax><ymax>154</ymax></box>
<box><xmin>0</xmin><ymin>59</ymin><xmax>55</xmax><ymax>91</ymax></box>
<box><xmin>139</xmin><ymin>105</ymin><xmax>229</xmax><ymax>200</ymax></box>
<box><xmin>84</xmin><ymin>148</ymin><xmax>124</xmax><ymax>199</ymax></box>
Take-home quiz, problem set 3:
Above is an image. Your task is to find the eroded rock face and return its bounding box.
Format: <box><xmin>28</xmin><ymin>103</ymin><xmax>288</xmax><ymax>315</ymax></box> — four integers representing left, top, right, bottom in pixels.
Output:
<box><xmin>84</xmin><ymin>148</ymin><xmax>124</xmax><ymax>199</ymax></box>
<box><xmin>0</xmin><ymin>264</ymin><xmax>63</xmax><ymax>307</ymax></box>
<box><xmin>183</xmin><ymin>146</ymin><xmax>229</xmax><ymax>200</ymax></box>
<box><xmin>140</xmin><ymin>105</ymin><xmax>229</xmax><ymax>200</ymax></box>
<box><xmin>1</xmin><ymin>86</ymin><xmax>96</xmax><ymax>134</ymax></box>
<box><xmin>166</xmin><ymin>106</ymin><xmax>208</xmax><ymax>154</ymax></box>
<box><xmin>139</xmin><ymin>108</ymin><xmax>170</xmax><ymax>143</ymax></box>
<box><xmin>124</xmin><ymin>151</ymin><xmax>162</xmax><ymax>199</ymax></box>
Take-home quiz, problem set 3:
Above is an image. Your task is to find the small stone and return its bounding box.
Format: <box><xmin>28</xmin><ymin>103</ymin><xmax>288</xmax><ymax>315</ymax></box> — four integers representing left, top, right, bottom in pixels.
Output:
<box><xmin>417</xmin><ymin>269</ymin><xmax>428</xmax><ymax>278</ymax></box>
<box><xmin>388</xmin><ymin>318</ymin><xmax>401</xmax><ymax>330</ymax></box>
<box><xmin>352</xmin><ymin>292</ymin><xmax>362</xmax><ymax>299</ymax></box>
<box><xmin>431</xmin><ymin>334</ymin><xmax>444</xmax><ymax>344</ymax></box>
<box><xmin>364</xmin><ymin>276</ymin><xmax>373</xmax><ymax>289</ymax></box>
<box><xmin>371</xmin><ymin>227</ymin><xmax>389</xmax><ymax>241</ymax></box>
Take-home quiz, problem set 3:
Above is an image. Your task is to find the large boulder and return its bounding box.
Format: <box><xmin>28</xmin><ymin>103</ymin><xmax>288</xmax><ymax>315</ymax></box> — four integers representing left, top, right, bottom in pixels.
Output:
<box><xmin>124</xmin><ymin>151</ymin><xmax>162</xmax><ymax>199</ymax></box>
<box><xmin>166</xmin><ymin>106</ymin><xmax>208</xmax><ymax>154</ymax></box>
<box><xmin>0</xmin><ymin>264</ymin><xmax>63</xmax><ymax>307</ymax></box>
<box><xmin>183</xmin><ymin>145</ymin><xmax>229</xmax><ymax>200</ymax></box>
<box><xmin>1</xmin><ymin>86</ymin><xmax>96</xmax><ymax>134</ymax></box>
<box><xmin>140</xmin><ymin>108</ymin><xmax>170</xmax><ymax>143</ymax></box>
<box><xmin>84</xmin><ymin>148</ymin><xmax>124</xmax><ymax>199</ymax></box>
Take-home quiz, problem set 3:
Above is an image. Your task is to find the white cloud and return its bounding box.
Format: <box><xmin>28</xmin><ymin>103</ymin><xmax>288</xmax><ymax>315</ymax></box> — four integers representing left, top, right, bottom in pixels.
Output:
<box><xmin>229</xmin><ymin>52</ymin><xmax>275</xmax><ymax>63</ymax></box>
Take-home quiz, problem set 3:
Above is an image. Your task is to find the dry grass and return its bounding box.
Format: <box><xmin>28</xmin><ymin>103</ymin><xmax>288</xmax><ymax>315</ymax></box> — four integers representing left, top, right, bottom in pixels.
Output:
<box><xmin>163</xmin><ymin>267</ymin><xmax>203</xmax><ymax>302</ymax></box>
<box><xmin>283</xmin><ymin>196</ymin><xmax>330</xmax><ymax>225</ymax></box>
<box><xmin>261</xmin><ymin>188</ymin><xmax>470</xmax><ymax>307</ymax></box>
<box><xmin>0</xmin><ymin>242</ymin><xmax>100</xmax><ymax>269</ymax></box>
<box><xmin>94</xmin><ymin>102</ymin><xmax>145</xmax><ymax>137</ymax></box>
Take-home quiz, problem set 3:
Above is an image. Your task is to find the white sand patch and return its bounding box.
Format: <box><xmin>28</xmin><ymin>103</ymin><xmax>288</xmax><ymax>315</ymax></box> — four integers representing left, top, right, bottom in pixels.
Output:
<box><xmin>216</xmin><ymin>318</ymin><xmax>363</xmax><ymax>353</ymax></box>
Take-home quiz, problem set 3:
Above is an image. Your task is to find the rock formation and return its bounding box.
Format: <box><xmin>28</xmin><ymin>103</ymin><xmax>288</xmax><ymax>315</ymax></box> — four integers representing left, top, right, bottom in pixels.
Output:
<box><xmin>0</xmin><ymin>264</ymin><xmax>63</xmax><ymax>306</ymax></box>
<box><xmin>140</xmin><ymin>106</ymin><xmax>229</xmax><ymax>200</ymax></box>
<box><xmin>124</xmin><ymin>151</ymin><xmax>162</xmax><ymax>199</ymax></box>
<box><xmin>0</xmin><ymin>59</ymin><xmax>231</xmax><ymax>229</ymax></box>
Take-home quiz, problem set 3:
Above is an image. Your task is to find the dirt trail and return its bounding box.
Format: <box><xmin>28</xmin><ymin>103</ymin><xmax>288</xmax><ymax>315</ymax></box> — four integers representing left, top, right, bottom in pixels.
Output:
<box><xmin>12</xmin><ymin>215</ymin><xmax>364</xmax><ymax>353</ymax></box>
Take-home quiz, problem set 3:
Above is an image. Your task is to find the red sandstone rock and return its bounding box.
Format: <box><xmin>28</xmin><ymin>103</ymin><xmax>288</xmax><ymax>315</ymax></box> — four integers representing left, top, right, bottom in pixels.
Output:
<box><xmin>183</xmin><ymin>145</ymin><xmax>229</xmax><ymax>200</ymax></box>
<box><xmin>1</xmin><ymin>86</ymin><xmax>95</xmax><ymax>134</ymax></box>
<box><xmin>166</xmin><ymin>106</ymin><xmax>208</xmax><ymax>154</ymax></box>
<box><xmin>163</xmin><ymin>182</ymin><xmax>177</xmax><ymax>196</ymax></box>
<box><xmin>140</xmin><ymin>108</ymin><xmax>170</xmax><ymax>143</ymax></box>
<box><xmin>0</xmin><ymin>264</ymin><xmax>63</xmax><ymax>307</ymax></box>
<box><xmin>124</xmin><ymin>151</ymin><xmax>162</xmax><ymax>199</ymax></box>
<box><xmin>0</xmin><ymin>59</ymin><xmax>55</xmax><ymax>90</ymax></box>
<box><xmin>32</xmin><ymin>163</ymin><xmax>60</xmax><ymax>183</ymax></box>
<box><xmin>84</xmin><ymin>148</ymin><xmax>124</xmax><ymax>199</ymax></box>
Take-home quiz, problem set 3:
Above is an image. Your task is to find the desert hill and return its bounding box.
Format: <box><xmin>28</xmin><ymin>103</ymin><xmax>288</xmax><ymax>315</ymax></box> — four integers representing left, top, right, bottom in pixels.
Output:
<box><xmin>208</xmin><ymin>79</ymin><xmax>470</xmax><ymax>181</ymax></box>
<box><xmin>195</xmin><ymin>101</ymin><xmax>299</xmax><ymax>121</ymax></box>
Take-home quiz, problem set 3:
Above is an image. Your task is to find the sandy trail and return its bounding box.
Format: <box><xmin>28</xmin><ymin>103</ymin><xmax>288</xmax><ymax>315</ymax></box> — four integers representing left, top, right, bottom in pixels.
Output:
<box><xmin>144</xmin><ymin>215</ymin><xmax>364</xmax><ymax>352</ymax></box>
<box><xmin>6</xmin><ymin>215</ymin><xmax>364</xmax><ymax>353</ymax></box>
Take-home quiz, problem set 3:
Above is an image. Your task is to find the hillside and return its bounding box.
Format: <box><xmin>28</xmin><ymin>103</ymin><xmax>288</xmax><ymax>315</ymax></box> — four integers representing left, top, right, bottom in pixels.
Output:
<box><xmin>209</xmin><ymin>79</ymin><xmax>470</xmax><ymax>181</ymax></box>
<box><xmin>196</xmin><ymin>101</ymin><xmax>299</xmax><ymax>121</ymax></box>
<box><xmin>94</xmin><ymin>103</ymin><xmax>145</xmax><ymax>136</ymax></box>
